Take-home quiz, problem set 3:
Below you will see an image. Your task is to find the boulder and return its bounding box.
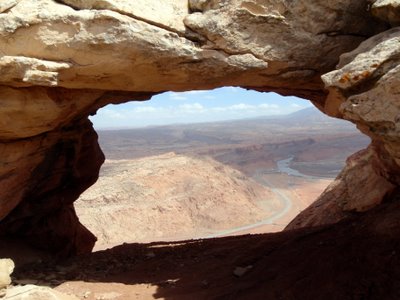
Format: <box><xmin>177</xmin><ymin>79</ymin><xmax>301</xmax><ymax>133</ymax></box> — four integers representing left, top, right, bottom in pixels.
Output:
<box><xmin>4</xmin><ymin>285</ymin><xmax>79</xmax><ymax>300</ymax></box>
<box><xmin>0</xmin><ymin>259</ymin><xmax>14</xmax><ymax>290</ymax></box>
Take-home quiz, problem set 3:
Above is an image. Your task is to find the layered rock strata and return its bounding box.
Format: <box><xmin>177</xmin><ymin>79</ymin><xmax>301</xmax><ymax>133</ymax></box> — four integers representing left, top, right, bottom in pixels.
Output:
<box><xmin>0</xmin><ymin>0</ymin><xmax>398</xmax><ymax>254</ymax></box>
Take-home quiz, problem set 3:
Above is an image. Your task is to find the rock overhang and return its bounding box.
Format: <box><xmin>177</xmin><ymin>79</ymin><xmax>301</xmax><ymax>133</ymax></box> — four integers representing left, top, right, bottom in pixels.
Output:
<box><xmin>0</xmin><ymin>0</ymin><xmax>398</xmax><ymax>255</ymax></box>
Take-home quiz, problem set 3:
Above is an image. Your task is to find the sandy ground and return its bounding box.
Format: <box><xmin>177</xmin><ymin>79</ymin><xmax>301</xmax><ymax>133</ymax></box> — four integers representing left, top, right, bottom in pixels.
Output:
<box><xmin>10</xmin><ymin>199</ymin><xmax>400</xmax><ymax>300</ymax></box>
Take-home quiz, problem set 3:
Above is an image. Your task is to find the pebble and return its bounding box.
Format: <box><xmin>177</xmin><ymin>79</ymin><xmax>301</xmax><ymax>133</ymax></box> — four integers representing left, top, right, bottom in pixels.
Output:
<box><xmin>83</xmin><ymin>291</ymin><xmax>91</xmax><ymax>298</ymax></box>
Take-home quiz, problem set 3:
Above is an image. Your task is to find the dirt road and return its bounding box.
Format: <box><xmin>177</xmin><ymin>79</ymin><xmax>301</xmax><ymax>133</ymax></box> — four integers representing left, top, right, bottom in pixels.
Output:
<box><xmin>203</xmin><ymin>157</ymin><xmax>320</xmax><ymax>238</ymax></box>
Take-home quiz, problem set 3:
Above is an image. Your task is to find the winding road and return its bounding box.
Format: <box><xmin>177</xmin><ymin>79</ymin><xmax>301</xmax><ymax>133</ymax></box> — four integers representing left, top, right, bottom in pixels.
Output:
<box><xmin>203</xmin><ymin>156</ymin><xmax>315</xmax><ymax>239</ymax></box>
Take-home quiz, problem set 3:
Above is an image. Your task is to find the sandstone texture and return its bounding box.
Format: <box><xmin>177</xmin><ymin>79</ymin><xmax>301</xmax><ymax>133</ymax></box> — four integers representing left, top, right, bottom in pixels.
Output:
<box><xmin>0</xmin><ymin>0</ymin><xmax>384</xmax><ymax>94</ymax></box>
<box><xmin>0</xmin><ymin>259</ymin><xmax>14</xmax><ymax>292</ymax></box>
<box><xmin>372</xmin><ymin>0</ymin><xmax>400</xmax><ymax>25</ymax></box>
<box><xmin>288</xmin><ymin>24</ymin><xmax>400</xmax><ymax>229</ymax></box>
<box><xmin>323</xmin><ymin>28</ymin><xmax>400</xmax><ymax>169</ymax></box>
<box><xmin>0</xmin><ymin>0</ymin><xmax>398</xmax><ymax>254</ymax></box>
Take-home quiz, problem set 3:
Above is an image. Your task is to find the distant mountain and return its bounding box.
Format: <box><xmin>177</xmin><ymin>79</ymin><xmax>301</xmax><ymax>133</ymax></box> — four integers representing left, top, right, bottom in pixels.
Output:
<box><xmin>246</xmin><ymin>106</ymin><xmax>345</xmax><ymax>125</ymax></box>
<box><xmin>284</xmin><ymin>106</ymin><xmax>339</xmax><ymax>124</ymax></box>
<box><xmin>97</xmin><ymin>103</ymin><xmax>367</xmax><ymax>161</ymax></box>
<box><xmin>286</xmin><ymin>106</ymin><xmax>321</xmax><ymax>119</ymax></box>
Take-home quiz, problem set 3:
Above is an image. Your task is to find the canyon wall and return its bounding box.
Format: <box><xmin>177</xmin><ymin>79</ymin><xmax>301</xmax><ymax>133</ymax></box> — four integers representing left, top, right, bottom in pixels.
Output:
<box><xmin>0</xmin><ymin>0</ymin><xmax>398</xmax><ymax>254</ymax></box>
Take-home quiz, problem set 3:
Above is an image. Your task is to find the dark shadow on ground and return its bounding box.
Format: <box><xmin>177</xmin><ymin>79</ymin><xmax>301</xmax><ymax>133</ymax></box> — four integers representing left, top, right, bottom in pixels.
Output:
<box><xmin>10</xmin><ymin>198</ymin><xmax>400</xmax><ymax>300</ymax></box>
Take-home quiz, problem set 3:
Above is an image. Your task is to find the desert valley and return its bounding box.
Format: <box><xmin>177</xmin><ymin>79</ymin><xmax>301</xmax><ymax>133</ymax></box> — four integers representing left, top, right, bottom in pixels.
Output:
<box><xmin>76</xmin><ymin>107</ymin><xmax>370</xmax><ymax>250</ymax></box>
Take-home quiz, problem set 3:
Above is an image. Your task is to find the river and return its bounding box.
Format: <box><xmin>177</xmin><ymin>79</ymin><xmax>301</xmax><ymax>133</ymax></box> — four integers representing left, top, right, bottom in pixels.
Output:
<box><xmin>203</xmin><ymin>156</ymin><xmax>318</xmax><ymax>239</ymax></box>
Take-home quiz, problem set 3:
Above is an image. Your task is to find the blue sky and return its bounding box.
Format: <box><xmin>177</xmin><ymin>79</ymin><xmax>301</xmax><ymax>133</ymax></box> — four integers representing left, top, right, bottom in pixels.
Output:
<box><xmin>90</xmin><ymin>87</ymin><xmax>313</xmax><ymax>129</ymax></box>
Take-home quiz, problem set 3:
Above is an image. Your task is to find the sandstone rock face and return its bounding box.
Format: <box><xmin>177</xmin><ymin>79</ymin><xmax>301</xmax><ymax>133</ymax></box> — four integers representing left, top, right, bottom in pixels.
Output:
<box><xmin>288</xmin><ymin>25</ymin><xmax>400</xmax><ymax>229</ymax></box>
<box><xmin>0</xmin><ymin>0</ymin><xmax>397</xmax><ymax>254</ymax></box>
<box><xmin>0</xmin><ymin>259</ymin><xmax>14</xmax><ymax>291</ymax></box>
<box><xmin>58</xmin><ymin>0</ymin><xmax>189</xmax><ymax>34</ymax></box>
<box><xmin>323</xmin><ymin>28</ymin><xmax>400</xmax><ymax>168</ymax></box>
<box><xmin>185</xmin><ymin>1</ymin><xmax>380</xmax><ymax>71</ymax></box>
<box><xmin>0</xmin><ymin>0</ymin><xmax>385</xmax><ymax>95</ymax></box>
<box><xmin>372</xmin><ymin>0</ymin><xmax>400</xmax><ymax>25</ymax></box>
<box><xmin>0</xmin><ymin>119</ymin><xmax>101</xmax><ymax>256</ymax></box>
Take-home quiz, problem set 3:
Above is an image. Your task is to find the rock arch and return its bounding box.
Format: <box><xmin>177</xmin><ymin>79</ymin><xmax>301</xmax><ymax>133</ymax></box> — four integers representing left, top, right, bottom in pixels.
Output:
<box><xmin>0</xmin><ymin>0</ymin><xmax>398</xmax><ymax>255</ymax></box>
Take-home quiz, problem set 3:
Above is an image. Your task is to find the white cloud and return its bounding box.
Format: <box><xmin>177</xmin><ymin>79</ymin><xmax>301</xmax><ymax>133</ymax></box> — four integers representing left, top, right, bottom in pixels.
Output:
<box><xmin>211</xmin><ymin>104</ymin><xmax>254</xmax><ymax>113</ymax></box>
<box><xmin>90</xmin><ymin>88</ymin><xmax>309</xmax><ymax>129</ymax></box>
<box><xmin>178</xmin><ymin>103</ymin><xmax>206</xmax><ymax>113</ymax></box>
<box><xmin>98</xmin><ymin>108</ymin><xmax>126</xmax><ymax>120</ymax></box>
<box><xmin>210</xmin><ymin>102</ymin><xmax>282</xmax><ymax>115</ymax></box>
<box><xmin>229</xmin><ymin>103</ymin><xmax>253</xmax><ymax>110</ymax></box>
<box><xmin>259</xmin><ymin>103</ymin><xmax>279</xmax><ymax>109</ymax></box>
<box><xmin>133</xmin><ymin>106</ymin><xmax>157</xmax><ymax>113</ymax></box>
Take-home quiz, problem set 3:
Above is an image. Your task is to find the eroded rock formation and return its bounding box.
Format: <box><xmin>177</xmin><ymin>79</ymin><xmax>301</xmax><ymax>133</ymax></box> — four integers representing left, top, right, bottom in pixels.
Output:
<box><xmin>0</xmin><ymin>0</ymin><xmax>398</xmax><ymax>254</ymax></box>
<box><xmin>289</xmin><ymin>18</ymin><xmax>400</xmax><ymax>228</ymax></box>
